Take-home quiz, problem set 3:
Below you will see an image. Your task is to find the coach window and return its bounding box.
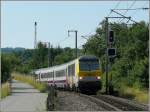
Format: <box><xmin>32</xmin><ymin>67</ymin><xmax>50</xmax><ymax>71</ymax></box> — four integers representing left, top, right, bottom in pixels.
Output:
<box><xmin>41</xmin><ymin>74</ymin><xmax>43</xmax><ymax>78</ymax></box>
<box><xmin>49</xmin><ymin>72</ymin><xmax>53</xmax><ymax>78</ymax></box>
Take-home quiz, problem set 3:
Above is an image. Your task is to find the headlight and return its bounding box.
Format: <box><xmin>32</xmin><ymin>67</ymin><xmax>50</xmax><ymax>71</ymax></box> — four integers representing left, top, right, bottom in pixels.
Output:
<box><xmin>97</xmin><ymin>76</ymin><xmax>101</xmax><ymax>79</ymax></box>
<box><xmin>79</xmin><ymin>77</ymin><xmax>83</xmax><ymax>80</ymax></box>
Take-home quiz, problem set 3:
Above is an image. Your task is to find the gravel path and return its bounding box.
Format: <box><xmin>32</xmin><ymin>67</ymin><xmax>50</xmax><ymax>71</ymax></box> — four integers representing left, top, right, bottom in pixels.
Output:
<box><xmin>56</xmin><ymin>91</ymin><xmax>105</xmax><ymax>111</ymax></box>
<box><xmin>0</xmin><ymin>80</ymin><xmax>47</xmax><ymax>112</ymax></box>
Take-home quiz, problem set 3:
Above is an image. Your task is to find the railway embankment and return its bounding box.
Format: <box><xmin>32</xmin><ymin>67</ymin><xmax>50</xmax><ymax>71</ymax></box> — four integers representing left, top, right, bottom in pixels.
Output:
<box><xmin>94</xmin><ymin>94</ymin><xmax>149</xmax><ymax>111</ymax></box>
<box><xmin>52</xmin><ymin>90</ymin><xmax>149</xmax><ymax>111</ymax></box>
<box><xmin>54</xmin><ymin>91</ymin><xmax>106</xmax><ymax>111</ymax></box>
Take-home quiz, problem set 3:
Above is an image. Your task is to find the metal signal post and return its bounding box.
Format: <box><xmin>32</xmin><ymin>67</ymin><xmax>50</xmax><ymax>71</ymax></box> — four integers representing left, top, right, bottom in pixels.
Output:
<box><xmin>105</xmin><ymin>17</ymin><xmax>109</xmax><ymax>94</ymax></box>
<box><xmin>68</xmin><ymin>30</ymin><xmax>78</xmax><ymax>58</ymax></box>
<box><xmin>105</xmin><ymin>16</ymin><xmax>130</xmax><ymax>94</ymax></box>
<box><xmin>42</xmin><ymin>42</ymin><xmax>51</xmax><ymax>67</ymax></box>
<box><xmin>34</xmin><ymin>22</ymin><xmax>37</xmax><ymax>49</ymax></box>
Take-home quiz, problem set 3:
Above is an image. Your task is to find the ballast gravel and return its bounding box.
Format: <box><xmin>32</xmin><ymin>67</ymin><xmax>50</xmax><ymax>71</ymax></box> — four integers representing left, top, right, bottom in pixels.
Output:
<box><xmin>56</xmin><ymin>91</ymin><xmax>105</xmax><ymax>111</ymax></box>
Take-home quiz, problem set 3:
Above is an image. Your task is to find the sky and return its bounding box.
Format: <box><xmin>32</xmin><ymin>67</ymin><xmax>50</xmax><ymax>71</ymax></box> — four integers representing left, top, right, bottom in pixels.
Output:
<box><xmin>1</xmin><ymin>1</ymin><xmax>149</xmax><ymax>49</ymax></box>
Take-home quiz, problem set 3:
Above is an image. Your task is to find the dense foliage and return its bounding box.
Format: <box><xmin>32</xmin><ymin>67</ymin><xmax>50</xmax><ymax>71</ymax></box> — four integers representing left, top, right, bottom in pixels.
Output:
<box><xmin>83</xmin><ymin>21</ymin><xmax>149</xmax><ymax>89</ymax></box>
<box><xmin>1</xmin><ymin>53</ymin><xmax>20</xmax><ymax>83</ymax></box>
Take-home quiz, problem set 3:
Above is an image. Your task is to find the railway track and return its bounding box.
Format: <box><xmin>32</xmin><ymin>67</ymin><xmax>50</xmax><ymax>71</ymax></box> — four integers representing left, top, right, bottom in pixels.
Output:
<box><xmin>79</xmin><ymin>93</ymin><xmax>121</xmax><ymax>111</ymax></box>
<box><xmin>79</xmin><ymin>93</ymin><xmax>149</xmax><ymax>111</ymax></box>
<box><xmin>55</xmin><ymin>90</ymin><xmax>148</xmax><ymax>111</ymax></box>
<box><xmin>93</xmin><ymin>94</ymin><xmax>149</xmax><ymax>111</ymax></box>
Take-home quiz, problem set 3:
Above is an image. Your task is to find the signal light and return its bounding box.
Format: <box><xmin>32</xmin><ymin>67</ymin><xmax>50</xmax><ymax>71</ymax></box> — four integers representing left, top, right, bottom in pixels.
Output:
<box><xmin>109</xmin><ymin>30</ymin><xmax>114</xmax><ymax>43</ymax></box>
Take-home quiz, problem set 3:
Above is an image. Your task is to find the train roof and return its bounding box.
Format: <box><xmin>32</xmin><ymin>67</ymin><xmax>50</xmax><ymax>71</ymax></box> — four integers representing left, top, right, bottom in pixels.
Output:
<box><xmin>79</xmin><ymin>55</ymin><xmax>99</xmax><ymax>61</ymax></box>
<box><xmin>33</xmin><ymin>58</ymin><xmax>77</xmax><ymax>74</ymax></box>
<box><xmin>33</xmin><ymin>55</ymin><xmax>99</xmax><ymax>74</ymax></box>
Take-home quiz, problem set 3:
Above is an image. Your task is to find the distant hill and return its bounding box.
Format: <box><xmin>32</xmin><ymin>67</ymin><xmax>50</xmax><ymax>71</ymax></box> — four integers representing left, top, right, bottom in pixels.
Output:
<box><xmin>1</xmin><ymin>47</ymin><xmax>26</xmax><ymax>53</ymax></box>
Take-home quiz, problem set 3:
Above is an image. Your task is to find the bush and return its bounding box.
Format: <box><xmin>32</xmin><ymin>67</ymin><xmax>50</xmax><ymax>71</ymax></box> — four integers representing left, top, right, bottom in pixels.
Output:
<box><xmin>1</xmin><ymin>82</ymin><xmax>10</xmax><ymax>98</ymax></box>
<box><xmin>118</xmin><ymin>85</ymin><xmax>148</xmax><ymax>104</ymax></box>
<box><xmin>1</xmin><ymin>55</ymin><xmax>11</xmax><ymax>83</ymax></box>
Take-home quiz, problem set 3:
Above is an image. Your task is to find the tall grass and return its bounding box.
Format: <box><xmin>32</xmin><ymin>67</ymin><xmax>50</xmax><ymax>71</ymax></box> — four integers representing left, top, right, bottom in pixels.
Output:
<box><xmin>100</xmin><ymin>73</ymin><xmax>149</xmax><ymax>104</ymax></box>
<box><xmin>1</xmin><ymin>82</ymin><xmax>10</xmax><ymax>98</ymax></box>
<box><xmin>119</xmin><ymin>85</ymin><xmax>149</xmax><ymax>104</ymax></box>
<box><xmin>12</xmin><ymin>72</ymin><xmax>47</xmax><ymax>92</ymax></box>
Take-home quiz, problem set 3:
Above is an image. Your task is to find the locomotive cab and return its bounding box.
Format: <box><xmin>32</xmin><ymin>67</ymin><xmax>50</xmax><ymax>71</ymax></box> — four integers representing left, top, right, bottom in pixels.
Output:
<box><xmin>78</xmin><ymin>55</ymin><xmax>102</xmax><ymax>93</ymax></box>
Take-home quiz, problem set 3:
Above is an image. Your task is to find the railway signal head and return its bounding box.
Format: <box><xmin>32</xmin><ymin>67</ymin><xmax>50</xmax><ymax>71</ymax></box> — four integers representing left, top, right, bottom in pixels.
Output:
<box><xmin>109</xmin><ymin>30</ymin><xmax>114</xmax><ymax>43</ymax></box>
<box><xmin>107</xmin><ymin>48</ymin><xmax>116</xmax><ymax>57</ymax></box>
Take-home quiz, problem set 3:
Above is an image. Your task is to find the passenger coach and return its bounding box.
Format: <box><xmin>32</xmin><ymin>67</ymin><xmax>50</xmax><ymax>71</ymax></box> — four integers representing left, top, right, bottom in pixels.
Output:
<box><xmin>34</xmin><ymin>55</ymin><xmax>102</xmax><ymax>93</ymax></box>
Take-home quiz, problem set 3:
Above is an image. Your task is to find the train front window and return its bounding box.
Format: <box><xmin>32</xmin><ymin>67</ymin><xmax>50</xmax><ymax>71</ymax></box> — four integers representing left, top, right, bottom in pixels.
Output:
<box><xmin>79</xmin><ymin>60</ymin><xmax>99</xmax><ymax>71</ymax></box>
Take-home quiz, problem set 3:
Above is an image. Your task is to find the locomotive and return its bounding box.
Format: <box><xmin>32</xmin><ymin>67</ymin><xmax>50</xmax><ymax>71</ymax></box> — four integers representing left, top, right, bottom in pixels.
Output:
<box><xmin>34</xmin><ymin>55</ymin><xmax>102</xmax><ymax>93</ymax></box>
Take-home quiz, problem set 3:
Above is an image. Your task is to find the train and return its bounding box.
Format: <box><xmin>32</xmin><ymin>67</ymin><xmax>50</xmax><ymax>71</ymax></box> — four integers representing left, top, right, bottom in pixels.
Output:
<box><xmin>34</xmin><ymin>55</ymin><xmax>102</xmax><ymax>93</ymax></box>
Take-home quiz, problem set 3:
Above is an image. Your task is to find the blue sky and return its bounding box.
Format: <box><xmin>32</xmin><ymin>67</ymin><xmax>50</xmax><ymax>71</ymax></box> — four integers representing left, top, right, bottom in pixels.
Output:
<box><xmin>1</xmin><ymin>1</ymin><xmax>149</xmax><ymax>49</ymax></box>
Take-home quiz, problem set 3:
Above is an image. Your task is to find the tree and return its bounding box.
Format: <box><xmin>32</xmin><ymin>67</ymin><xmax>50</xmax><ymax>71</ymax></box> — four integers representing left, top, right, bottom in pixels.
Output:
<box><xmin>32</xmin><ymin>42</ymin><xmax>48</xmax><ymax>68</ymax></box>
<box><xmin>1</xmin><ymin>54</ymin><xmax>11</xmax><ymax>83</ymax></box>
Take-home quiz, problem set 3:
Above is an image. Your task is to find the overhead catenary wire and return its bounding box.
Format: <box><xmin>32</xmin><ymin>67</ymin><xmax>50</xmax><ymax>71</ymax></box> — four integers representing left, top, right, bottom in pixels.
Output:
<box><xmin>111</xmin><ymin>10</ymin><xmax>139</xmax><ymax>24</ymax></box>
<box><xmin>107</xmin><ymin>0</ymin><xmax>121</xmax><ymax>17</ymax></box>
<box><xmin>129</xmin><ymin>1</ymin><xmax>149</xmax><ymax>19</ymax></box>
<box><xmin>118</xmin><ymin>1</ymin><xmax>149</xmax><ymax>24</ymax></box>
<box><xmin>123</xmin><ymin>0</ymin><xmax>137</xmax><ymax>14</ymax></box>
<box><xmin>114</xmin><ymin>1</ymin><xmax>149</xmax><ymax>24</ymax></box>
<box><xmin>112</xmin><ymin>7</ymin><xmax>149</xmax><ymax>10</ymax></box>
<box><xmin>118</xmin><ymin>0</ymin><xmax>137</xmax><ymax>23</ymax></box>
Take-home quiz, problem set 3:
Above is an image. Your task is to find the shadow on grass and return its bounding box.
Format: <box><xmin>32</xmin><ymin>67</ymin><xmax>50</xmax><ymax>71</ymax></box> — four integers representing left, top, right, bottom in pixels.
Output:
<box><xmin>112</xmin><ymin>90</ymin><xmax>135</xmax><ymax>100</ymax></box>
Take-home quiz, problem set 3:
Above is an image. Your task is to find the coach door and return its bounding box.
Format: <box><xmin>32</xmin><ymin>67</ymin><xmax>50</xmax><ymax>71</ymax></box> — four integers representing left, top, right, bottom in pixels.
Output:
<box><xmin>68</xmin><ymin>65</ymin><xmax>71</xmax><ymax>87</ymax></box>
<box><xmin>68</xmin><ymin>63</ymin><xmax>75</xmax><ymax>87</ymax></box>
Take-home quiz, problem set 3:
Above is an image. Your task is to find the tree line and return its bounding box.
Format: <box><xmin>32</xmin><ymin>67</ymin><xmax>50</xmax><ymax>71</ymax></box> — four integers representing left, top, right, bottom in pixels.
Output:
<box><xmin>1</xmin><ymin>43</ymin><xmax>82</xmax><ymax>83</ymax></box>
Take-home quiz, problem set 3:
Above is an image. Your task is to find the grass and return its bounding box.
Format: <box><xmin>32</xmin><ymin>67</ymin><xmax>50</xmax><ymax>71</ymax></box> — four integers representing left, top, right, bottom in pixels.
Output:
<box><xmin>1</xmin><ymin>82</ymin><xmax>10</xmax><ymax>98</ymax></box>
<box><xmin>98</xmin><ymin>75</ymin><xmax>149</xmax><ymax>104</ymax></box>
<box><xmin>119</xmin><ymin>86</ymin><xmax>149</xmax><ymax>104</ymax></box>
<box><xmin>12</xmin><ymin>72</ymin><xmax>47</xmax><ymax>92</ymax></box>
